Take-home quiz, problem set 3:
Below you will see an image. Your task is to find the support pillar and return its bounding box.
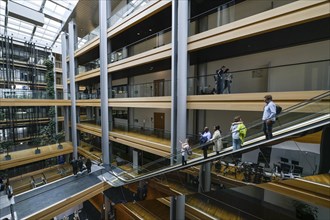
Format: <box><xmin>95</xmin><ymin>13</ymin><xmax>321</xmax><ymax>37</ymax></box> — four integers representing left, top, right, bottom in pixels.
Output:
<box><xmin>103</xmin><ymin>194</ymin><xmax>110</xmax><ymax>220</ymax></box>
<box><xmin>319</xmin><ymin>125</ymin><xmax>330</xmax><ymax>174</ymax></box>
<box><xmin>199</xmin><ymin>162</ymin><xmax>211</xmax><ymax>193</ymax></box>
<box><xmin>68</xmin><ymin>20</ymin><xmax>78</xmax><ymax>159</ymax></box>
<box><xmin>171</xmin><ymin>0</ymin><xmax>188</xmax><ymax>165</ymax></box>
<box><xmin>132</xmin><ymin>149</ymin><xmax>139</xmax><ymax>173</ymax></box>
<box><xmin>170</xmin><ymin>195</ymin><xmax>185</xmax><ymax>220</ymax></box>
<box><xmin>99</xmin><ymin>0</ymin><xmax>110</xmax><ymax>168</ymax></box>
<box><xmin>61</xmin><ymin>33</ymin><xmax>70</xmax><ymax>142</ymax></box>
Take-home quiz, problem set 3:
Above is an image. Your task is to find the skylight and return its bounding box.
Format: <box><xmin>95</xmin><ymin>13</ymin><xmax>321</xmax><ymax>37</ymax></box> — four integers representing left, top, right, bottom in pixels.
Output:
<box><xmin>0</xmin><ymin>0</ymin><xmax>79</xmax><ymax>54</ymax></box>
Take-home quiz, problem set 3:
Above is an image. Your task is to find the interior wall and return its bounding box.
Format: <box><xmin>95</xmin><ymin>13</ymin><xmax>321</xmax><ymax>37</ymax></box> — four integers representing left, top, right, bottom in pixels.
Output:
<box><xmin>131</xmin><ymin>108</ymin><xmax>171</xmax><ymax>132</ymax></box>
<box><xmin>242</xmin><ymin>141</ymin><xmax>320</xmax><ymax>176</ymax></box>
<box><xmin>113</xmin><ymin>78</ymin><xmax>128</xmax><ymax>86</ymax></box>
<box><xmin>203</xmin><ymin>110</ymin><xmax>261</xmax><ymax>136</ymax></box>
<box><xmin>130</xmin><ymin>70</ymin><xmax>171</xmax><ymax>96</ymax></box>
<box><xmin>202</xmin><ymin>40</ymin><xmax>330</xmax><ymax>93</ymax></box>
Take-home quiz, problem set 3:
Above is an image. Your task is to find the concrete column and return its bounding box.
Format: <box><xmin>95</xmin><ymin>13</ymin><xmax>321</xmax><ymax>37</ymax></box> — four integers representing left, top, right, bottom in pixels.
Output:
<box><xmin>68</xmin><ymin>20</ymin><xmax>78</xmax><ymax>159</ymax></box>
<box><xmin>177</xmin><ymin>0</ymin><xmax>188</xmax><ymax>160</ymax></box>
<box><xmin>171</xmin><ymin>1</ymin><xmax>188</xmax><ymax>218</ymax></box>
<box><xmin>103</xmin><ymin>194</ymin><xmax>110</xmax><ymax>220</ymax></box>
<box><xmin>171</xmin><ymin>0</ymin><xmax>189</xmax><ymax>161</ymax></box>
<box><xmin>171</xmin><ymin>0</ymin><xmax>180</xmax><ymax>165</ymax></box>
<box><xmin>99</xmin><ymin>0</ymin><xmax>110</xmax><ymax>167</ymax></box>
<box><xmin>61</xmin><ymin>33</ymin><xmax>70</xmax><ymax>141</ymax></box>
<box><xmin>133</xmin><ymin>149</ymin><xmax>139</xmax><ymax>173</ymax></box>
<box><xmin>170</xmin><ymin>195</ymin><xmax>185</xmax><ymax>220</ymax></box>
<box><xmin>199</xmin><ymin>162</ymin><xmax>211</xmax><ymax>193</ymax></box>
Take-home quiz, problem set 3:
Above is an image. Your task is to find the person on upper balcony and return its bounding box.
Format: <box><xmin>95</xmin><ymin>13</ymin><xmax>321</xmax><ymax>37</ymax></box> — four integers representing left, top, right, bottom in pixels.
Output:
<box><xmin>262</xmin><ymin>95</ymin><xmax>277</xmax><ymax>139</ymax></box>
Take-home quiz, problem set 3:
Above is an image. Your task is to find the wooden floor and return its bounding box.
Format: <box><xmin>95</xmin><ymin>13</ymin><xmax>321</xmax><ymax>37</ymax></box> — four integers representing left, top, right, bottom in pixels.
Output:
<box><xmin>9</xmin><ymin>164</ymin><xmax>73</xmax><ymax>195</ymax></box>
<box><xmin>111</xmin><ymin>128</ymin><xmax>171</xmax><ymax>146</ymax></box>
<box><xmin>79</xmin><ymin>122</ymin><xmax>171</xmax><ymax>146</ymax></box>
<box><xmin>303</xmin><ymin>173</ymin><xmax>330</xmax><ymax>185</ymax></box>
<box><xmin>0</xmin><ymin>142</ymin><xmax>73</xmax><ymax>170</ymax></box>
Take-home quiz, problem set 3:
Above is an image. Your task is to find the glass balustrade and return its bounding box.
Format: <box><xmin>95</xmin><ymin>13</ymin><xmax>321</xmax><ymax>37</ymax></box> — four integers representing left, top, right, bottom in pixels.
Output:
<box><xmin>110</xmin><ymin>91</ymin><xmax>329</xmax><ymax>182</ymax></box>
<box><xmin>77</xmin><ymin>59</ymin><xmax>100</xmax><ymax>75</ymax></box>
<box><xmin>189</xmin><ymin>60</ymin><xmax>330</xmax><ymax>95</ymax></box>
<box><xmin>75</xmin><ymin>0</ymin><xmax>149</xmax><ymax>50</ymax></box>
<box><xmin>0</xmin><ymin>89</ymin><xmax>71</xmax><ymax>100</ymax></box>
<box><xmin>77</xmin><ymin>92</ymin><xmax>99</xmax><ymax>100</ymax></box>
<box><xmin>107</xmin><ymin>0</ymin><xmax>149</xmax><ymax>28</ymax></box>
<box><xmin>78</xmin><ymin>60</ymin><xmax>328</xmax><ymax>99</ymax></box>
<box><xmin>76</xmin><ymin>27</ymin><xmax>171</xmax><ymax>76</ymax></box>
<box><xmin>109</xmin><ymin>27</ymin><xmax>171</xmax><ymax>63</ymax></box>
<box><xmin>112</xmin><ymin>121</ymin><xmax>171</xmax><ymax>142</ymax></box>
<box><xmin>189</xmin><ymin>0</ymin><xmax>297</xmax><ymax>36</ymax></box>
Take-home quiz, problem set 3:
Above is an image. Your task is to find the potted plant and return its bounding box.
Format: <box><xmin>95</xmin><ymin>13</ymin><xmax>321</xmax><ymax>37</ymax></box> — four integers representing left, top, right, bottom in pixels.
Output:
<box><xmin>1</xmin><ymin>141</ymin><xmax>14</xmax><ymax>160</ymax></box>
<box><xmin>55</xmin><ymin>131</ymin><xmax>65</xmax><ymax>149</ymax></box>
<box><xmin>293</xmin><ymin>201</ymin><xmax>318</xmax><ymax>220</ymax></box>
<box><xmin>32</xmin><ymin>137</ymin><xmax>42</xmax><ymax>154</ymax></box>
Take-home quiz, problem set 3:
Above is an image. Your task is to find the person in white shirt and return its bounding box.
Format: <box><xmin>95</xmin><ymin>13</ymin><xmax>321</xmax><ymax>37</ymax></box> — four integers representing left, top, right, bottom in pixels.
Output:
<box><xmin>210</xmin><ymin>125</ymin><xmax>223</xmax><ymax>155</ymax></box>
<box><xmin>180</xmin><ymin>139</ymin><xmax>190</xmax><ymax>166</ymax></box>
<box><xmin>262</xmin><ymin>95</ymin><xmax>277</xmax><ymax>139</ymax></box>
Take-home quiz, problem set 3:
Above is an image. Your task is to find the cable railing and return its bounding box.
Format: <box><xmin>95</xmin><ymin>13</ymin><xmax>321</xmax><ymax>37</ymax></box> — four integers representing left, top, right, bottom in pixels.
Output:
<box><xmin>109</xmin><ymin>91</ymin><xmax>330</xmax><ymax>183</ymax></box>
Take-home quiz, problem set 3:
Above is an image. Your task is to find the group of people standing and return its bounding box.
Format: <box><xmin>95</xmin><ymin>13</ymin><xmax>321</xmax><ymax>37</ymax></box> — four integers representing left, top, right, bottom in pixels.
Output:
<box><xmin>70</xmin><ymin>157</ymin><xmax>92</xmax><ymax>175</ymax></box>
<box><xmin>215</xmin><ymin>66</ymin><xmax>233</xmax><ymax>94</ymax></box>
<box><xmin>180</xmin><ymin>94</ymin><xmax>278</xmax><ymax>165</ymax></box>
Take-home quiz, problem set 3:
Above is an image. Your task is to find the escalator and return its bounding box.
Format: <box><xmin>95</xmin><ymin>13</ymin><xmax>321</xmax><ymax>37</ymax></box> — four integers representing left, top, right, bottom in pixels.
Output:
<box><xmin>108</xmin><ymin>91</ymin><xmax>330</xmax><ymax>185</ymax></box>
<box><xmin>2</xmin><ymin>92</ymin><xmax>328</xmax><ymax>219</ymax></box>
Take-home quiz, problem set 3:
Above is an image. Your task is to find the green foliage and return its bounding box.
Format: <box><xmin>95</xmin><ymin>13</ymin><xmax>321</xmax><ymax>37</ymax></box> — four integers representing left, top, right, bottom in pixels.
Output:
<box><xmin>40</xmin><ymin>120</ymin><xmax>56</xmax><ymax>145</ymax></box>
<box><xmin>41</xmin><ymin>59</ymin><xmax>57</xmax><ymax>145</ymax></box>
<box><xmin>293</xmin><ymin>201</ymin><xmax>318</xmax><ymax>219</ymax></box>
<box><xmin>48</xmin><ymin>107</ymin><xmax>56</xmax><ymax>118</ymax></box>
<box><xmin>55</xmin><ymin>131</ymin><xmax>65</xmax><ymax>144</ymax></box>
<box><xmin>44</xmin><ymin>59</ymin><xmax>55</xmax><ymax>99</ymax></box>
<box><xmin>0</xmin><ymin>141</ymin><xmax>14</xmax><ymax>156</ymax></box>
<box><xmin>32</xmin><ymin>137</ymin><xmax>42</xmax><ymax>147</ymax></box>
<box><xmin>43</xmin><ymin>59</ymin><xmax>54</xmax><ymax>69</ymax></box>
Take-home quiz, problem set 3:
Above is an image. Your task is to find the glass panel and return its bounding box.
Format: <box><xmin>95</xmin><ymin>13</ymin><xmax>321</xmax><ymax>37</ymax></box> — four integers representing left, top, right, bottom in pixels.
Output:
<box><xmin>75</xmin><ymin>0</ymin><xmax>149</xmax><ymax>50</ymax></box>
<box><xmin>109</xmin><ymin>27</ymin><xmax>171</xmax><ymax>63</ymax></box>
<box><xmin>189</xmin><ymin>0</ymin><xmax>297</xmax><ymax>36</ymax></box>
<box><xmin>189</xmin><ymin>60</ymin><xmax>330</xmax><ymax>95</ymax></box>
<box><xmin>110</xmin><ymin>91</ymin><xmax>329</xmax><ymax>182</ymax></box>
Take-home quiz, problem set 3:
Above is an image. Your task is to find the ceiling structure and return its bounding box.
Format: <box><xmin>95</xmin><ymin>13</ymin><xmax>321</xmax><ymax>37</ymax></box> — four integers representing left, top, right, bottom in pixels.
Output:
<box><xmin>0</xmin><ymin>0</ymin><xmax>79</xmax><ymax>54</ymax></box>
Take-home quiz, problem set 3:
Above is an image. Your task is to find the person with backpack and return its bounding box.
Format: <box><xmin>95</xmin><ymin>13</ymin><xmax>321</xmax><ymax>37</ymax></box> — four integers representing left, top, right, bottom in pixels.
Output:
<box><xmin>210</xmin><ymin>125</ymin><xmax>223</xmax><ymax>155</ymax></box>
<box><xmin>262</xmin><ymin>95</ymin><xmax>277</xmax><ymax>139</ymax></box>
<box><xmin>230</xmin><ymin>116</ymin><xmax>247</xmax><ymax>151</ymax></box>
<box><xmin>180</xmin><ymin>139</ymin><xmax>190</xmax><ymax>166</ymax></box>
<box><xmin>200</xmin><ymin>127</ymin><xmax>212</xmax><ymax>159</ymax></box>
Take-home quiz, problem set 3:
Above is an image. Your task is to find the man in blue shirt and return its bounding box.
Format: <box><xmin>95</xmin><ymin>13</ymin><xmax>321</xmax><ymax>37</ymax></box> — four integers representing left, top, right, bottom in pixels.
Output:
<box><xmin>262</xmin><ymin>95</ymin><xmax>276</xmax><ymax>139</ymax></box>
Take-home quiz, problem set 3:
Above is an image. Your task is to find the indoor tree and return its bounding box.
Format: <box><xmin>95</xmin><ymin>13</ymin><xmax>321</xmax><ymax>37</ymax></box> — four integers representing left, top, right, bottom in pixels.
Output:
<box><xmin>1</xmin><ymin>141</ymin><xmax>14</xmax><ymax>160</ymax></box>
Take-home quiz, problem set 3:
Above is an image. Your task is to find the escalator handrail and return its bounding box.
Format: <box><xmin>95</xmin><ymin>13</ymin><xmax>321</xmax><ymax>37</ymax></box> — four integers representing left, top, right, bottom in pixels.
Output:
<box><xmin>125</xmin><ymin>91</ymin><xmax>330</xmax><ymax>173</ymax></box>
<box><xmin>108</xmin><ymin>113</ymin><xmax>329</xmax><ymax>184</ymax></box>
